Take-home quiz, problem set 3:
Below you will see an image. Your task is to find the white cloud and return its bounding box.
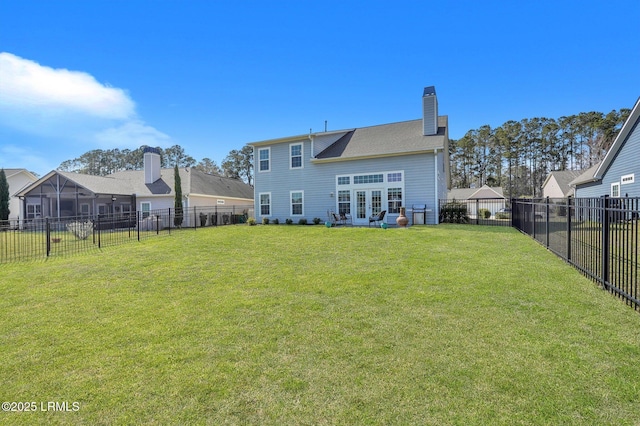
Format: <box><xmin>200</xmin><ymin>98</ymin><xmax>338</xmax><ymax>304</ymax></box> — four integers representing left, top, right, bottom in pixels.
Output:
<box><xmin>0</xmin><ymin>52</ymin><xmax>170</xmax><ymax>152</ymax></box>
<box><xmin>0</xmin><ymin>52</ymin><xmax>135</xmax><ymax>119</ymax></box>
<box><xmin>95</xmin><ymin>121</ymin><xmax>171</xmax><ymax>149</ymax></box>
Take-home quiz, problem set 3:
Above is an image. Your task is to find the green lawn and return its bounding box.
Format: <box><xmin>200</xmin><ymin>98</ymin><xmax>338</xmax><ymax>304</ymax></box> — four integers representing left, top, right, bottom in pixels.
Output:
<box><xmin>1</xmin><ymin>225</ymin><xmax>639</xmax><ymax>425</ymax></box>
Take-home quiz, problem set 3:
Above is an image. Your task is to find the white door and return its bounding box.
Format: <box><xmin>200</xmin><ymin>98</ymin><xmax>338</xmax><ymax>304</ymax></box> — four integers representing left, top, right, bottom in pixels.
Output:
<box><xmin>354</xmin><ymin>189</ymin><xmax>383</xmax><ymax>225</ymax></box>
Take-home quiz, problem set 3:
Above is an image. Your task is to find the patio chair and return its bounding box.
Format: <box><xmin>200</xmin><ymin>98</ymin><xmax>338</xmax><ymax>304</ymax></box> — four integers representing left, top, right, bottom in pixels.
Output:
<box><xmin>368</xmin><ymin>210</ymin><xmax>386</xmax><ymax>227</ymax></box>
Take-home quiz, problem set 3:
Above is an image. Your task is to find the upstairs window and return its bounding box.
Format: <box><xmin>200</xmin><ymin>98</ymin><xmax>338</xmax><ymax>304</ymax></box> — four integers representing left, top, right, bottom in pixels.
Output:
<box><xmin>290</xmin><ymin>143</ymin><xmax>303</xmax><ymax>169</ymax></box>
<box><xmin>258</xmin><ymin>148</ymin><xmax>270</xmax><ymax>172</ymax></box>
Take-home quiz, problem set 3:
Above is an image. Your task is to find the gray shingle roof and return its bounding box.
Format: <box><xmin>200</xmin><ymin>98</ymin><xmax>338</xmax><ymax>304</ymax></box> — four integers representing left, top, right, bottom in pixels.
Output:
<box><xmin>20</xmin><ymin>168</ymin><xmax>253</xmax><ymax>200</ymax></box>
<box><xmin>315</xmin><ymin>117</ymin><xmax>447</xmax><ymax>160</ymax></box>
<box><xmin>448</xmin><ymin>185</ymin><xmax>504</xmax><ymax>200</ymax></box>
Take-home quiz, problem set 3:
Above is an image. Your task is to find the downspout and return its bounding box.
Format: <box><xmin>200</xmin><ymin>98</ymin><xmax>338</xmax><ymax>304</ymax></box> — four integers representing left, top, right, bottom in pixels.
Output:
<box><xmin>434</xmin><ymin>149</ymin><xmax>439</xmax><ymax>224</ymax></box>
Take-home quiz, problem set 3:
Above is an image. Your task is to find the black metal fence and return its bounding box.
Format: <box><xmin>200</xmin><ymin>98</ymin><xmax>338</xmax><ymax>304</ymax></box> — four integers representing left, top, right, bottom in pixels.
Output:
<box><xmin>439</xmin><ymin>198</ymin><xmax>512</xmax><ymax>226</ymax></box>
<box><xmin>511</xmin><ymin>196</ymin><xmax>639</xmax><ymax>311</ymax></box>
<box><xmin>0</xmin><ymin>205</ymin><xmax>253</xmax><ymax>263</ymax></box>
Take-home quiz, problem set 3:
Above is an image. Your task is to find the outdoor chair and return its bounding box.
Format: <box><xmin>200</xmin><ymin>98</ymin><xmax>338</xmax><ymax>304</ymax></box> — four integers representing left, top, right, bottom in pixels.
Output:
<box><xmin>368</xmin><ymin>210</ymin><xmax>386</xmax><ymax>227</ymax></box>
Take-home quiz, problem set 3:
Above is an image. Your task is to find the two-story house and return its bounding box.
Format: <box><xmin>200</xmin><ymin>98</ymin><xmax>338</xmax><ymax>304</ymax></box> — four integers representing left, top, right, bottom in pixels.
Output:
<box><xmin>248</xmin><ymin>86</ymin><xmax>450</xmax><ymax>226</ymax></box>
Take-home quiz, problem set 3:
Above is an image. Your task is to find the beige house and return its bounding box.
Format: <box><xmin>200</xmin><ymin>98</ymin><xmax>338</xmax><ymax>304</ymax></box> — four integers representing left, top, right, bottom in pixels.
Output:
<box><xmin>4</xmin><ymin>168</ymin><xmax>38</xmax><ymax>222</ymax></box>
<box><xmin>542</xmin><ymin>170</ymin><xmax>582</xmax><ymax>198</ymax></box>
<box><xmin>447</xmin><ymin>185</ymin><xmax>506</xmax><ymax>218</ymax></box>
<box><xmin>17</xmin><ymin>148</ymin><xmax>253</xmax><ymax>226</ymax></box>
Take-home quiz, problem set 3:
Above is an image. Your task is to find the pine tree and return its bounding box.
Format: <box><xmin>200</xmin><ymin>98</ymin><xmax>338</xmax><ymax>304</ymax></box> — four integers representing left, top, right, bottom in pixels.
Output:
<box><xmin>173</xmin><ymin>165</ymin><xmax>183</xmax><ymax>227</ymax></box>
<box><xmin>0</xmin><ymin>169</ymin><xmax>10</xmax><ymax>223</ymax></box>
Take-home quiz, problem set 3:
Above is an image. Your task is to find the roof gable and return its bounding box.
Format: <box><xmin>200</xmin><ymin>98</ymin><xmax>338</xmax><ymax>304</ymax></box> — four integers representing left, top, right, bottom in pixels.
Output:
<box><xmin>594</xmin><ymin>97</ymin><xmax>640</xmax><ymax>180</ymax></box>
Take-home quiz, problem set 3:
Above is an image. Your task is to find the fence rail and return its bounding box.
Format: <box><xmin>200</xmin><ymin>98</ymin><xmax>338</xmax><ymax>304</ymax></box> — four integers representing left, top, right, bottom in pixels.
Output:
<box><xmin>0</xmin><ymin>205</ymin><xmax>253</xmax><ymax>263</ymax></box>
<box><xmin>511</xmin><ymin>196</ymin><xmax>638</xmax><ymax>311</ymax></box>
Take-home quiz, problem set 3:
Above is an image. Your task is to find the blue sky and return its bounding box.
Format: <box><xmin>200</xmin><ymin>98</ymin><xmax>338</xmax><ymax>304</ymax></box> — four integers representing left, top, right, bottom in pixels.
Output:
<box><xmin>1</xmin><ymin>0</ymin><xmax>638</xmax><ymax>177</ymax></box>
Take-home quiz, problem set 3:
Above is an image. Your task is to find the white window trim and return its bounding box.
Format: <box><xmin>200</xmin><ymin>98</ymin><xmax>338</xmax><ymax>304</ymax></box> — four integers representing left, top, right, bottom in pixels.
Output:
<box><xmin>621</xmin><ymin>173</ymin><xmax>635</xmax><ymax>185</ymax></box>
<box><xmin>290</xmin><ymin>190</ymin><xmax>304</xmax><ymax>216</ymax></box>
<box><xmin>611</xmin><ymin>182</ymin><xmax>620</xmax><ymax>197</ymax></box>
<box><xmin>258</xmin><ymin>147</ymin><xmax>271</xmax><ymax>173</ymax></box>
<box><xmin>289</xmin><ymin>142</ymin><xmax>304</xmax><ymax>170</ymax></box>
<box><xmin>141</xmin><ymin>202</ymin><xmax>151</xmax><ymax>218</ymax></box>
<box><xmin>259</xmin><ymin>192</ymin><xmax>271</xmax><ymax>217</ymax></box>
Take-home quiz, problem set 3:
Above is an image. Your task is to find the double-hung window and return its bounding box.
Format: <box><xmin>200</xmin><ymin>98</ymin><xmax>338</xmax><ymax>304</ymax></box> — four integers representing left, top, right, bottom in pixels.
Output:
<box><xmin>141</xmin><ymin>202</ymin><xmax>151</xmax><ymax>218</ymax></box>
<box><xmin>290</xmin><ymin>143</ymin><xmax>303</xmax><ymax>169</ymax></box>
<box><xmin>388</xmin><ymin>188</ymin><xmax>402</xmax><ymax>214</ymax></box>
<box><xmin>258</xmin><ymin>148</ymin><xmax>270</xmax><ymax>172</ymax></box>
<box><xmin>290</xmin><ymin>191</ymin><xmax>303</xmax><ymax>216</ymax></box>
<box><xmin>611</xmin><ymin>182</ymin><xmax>620</xmax><ymax>197</ymax></box>
<box><xmin>338</xmin><ymin>190</ymin><xmax>351</xmax><ymax>215</ymax></box>
<box><xmin>260</xmin><ymin>193</ymin><xmax>271</xmax><ymax>216</ymax></box>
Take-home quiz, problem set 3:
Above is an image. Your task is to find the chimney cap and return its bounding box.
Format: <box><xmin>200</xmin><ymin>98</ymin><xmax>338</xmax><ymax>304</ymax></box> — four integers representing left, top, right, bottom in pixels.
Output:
<box><xmin>423</xmin><ymin>86</ymin><xmax>436</xmax><ymax>96</ymax></box>
<box><xmin>143</xmin><ymin>146</ymin><xmax>161</xmax><ymax>155</ymax></box>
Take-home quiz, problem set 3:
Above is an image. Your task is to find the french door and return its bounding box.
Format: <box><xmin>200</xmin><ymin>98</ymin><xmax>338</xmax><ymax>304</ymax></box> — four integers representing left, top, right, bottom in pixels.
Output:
<box><xmin>354</xmin><ymin>189</ymin><xmax>383</xmax><ymax>225</ymax></box>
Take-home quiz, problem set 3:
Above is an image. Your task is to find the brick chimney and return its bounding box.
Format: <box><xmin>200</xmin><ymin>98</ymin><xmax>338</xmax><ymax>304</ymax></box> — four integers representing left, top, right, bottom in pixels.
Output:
<box><xmin>422</xmin><ymin>86</ymin><xmax>438</xmax><ymax>136</ymax></box>
<box><xmin>144</xmin><ymin>147</ymin><xmax>161</xmax><ymax>184</ymax></box>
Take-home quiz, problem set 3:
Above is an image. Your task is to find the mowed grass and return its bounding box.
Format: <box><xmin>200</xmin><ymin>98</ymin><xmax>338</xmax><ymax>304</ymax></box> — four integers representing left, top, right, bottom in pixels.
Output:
<box><xmin>1</xmin><ymin>225</ymin><xmax>639</xmax><ymax>425</ymax></box>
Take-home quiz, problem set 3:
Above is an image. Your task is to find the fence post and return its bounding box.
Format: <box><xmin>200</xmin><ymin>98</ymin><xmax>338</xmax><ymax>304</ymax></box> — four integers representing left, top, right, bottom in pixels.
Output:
<box><xmin>137</xmin><ymin>210</ymin><xmax>140</xmax><ymax>241</ymax></box>
<box><xmin>156</xmin><ymin>214</ymin><xmax>160</xmax><ymax>235</ymax></box>
<box><xmin>566</xmin><ymin>196</ymin><xmax>572</xmax><ymax>262</ymax></box>
<box><xmin>46</xmin><ymin>218</ymin><xmax>51</xmax><ymax>257</ymax></box>
<box><xmin>601</xmin><ymin>195</ymin><xmax>610</xmax><ymax>291</ymax></box>
<box><xmin>168</xmin><ymin>208</ymin><xmax>171</xmax><ymax>235</ymax></box>
<box><xmin>545</xmin><ymin>196</ymin><xmax>550</xmax><ymax>248</ymax></box>
<box><xmin>475</xmin><ymin>199</ymin><xmax>479</xmax><ymax>225</ymax></box>
<box><xmin>97</xmin><ymin>215</ymin><xmax>101</xmax><ymax>248</ymax></box>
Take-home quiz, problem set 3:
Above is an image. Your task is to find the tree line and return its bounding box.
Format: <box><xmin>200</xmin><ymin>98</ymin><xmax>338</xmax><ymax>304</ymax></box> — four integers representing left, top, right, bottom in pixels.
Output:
<box><xmin>449</xmin><ymin>108</ymin><xmax>631</xmax><ymax>198</ymax></box>
<box><xmin>57</xmin><ymin>106</ymin><xmax>631</xmax><ymax>197</ymax></box>
<box><xmin>58</xmin><ymin>145</ymin><xmax>254</xmax><ymax>186</ymax></box>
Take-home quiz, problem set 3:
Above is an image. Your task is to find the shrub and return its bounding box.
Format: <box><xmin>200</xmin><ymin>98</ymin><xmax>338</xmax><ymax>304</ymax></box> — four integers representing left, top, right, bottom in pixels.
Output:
<box><xmin>312</xmin><ymin>217</ymin><xmax>322</xmax><ymax>225</ymax></box>
<box><xmin>439</xmin><ymin>201</ymin><xmax>469</xmax><ymax>224</ymax></box>
<box><xmin>247</xmin><ymin>217</ymin><xmax>257</xmax><ymax>226</ymax></box>
<box><xmin>479</xmin><ymin>208</ymin><xmax>491</xmax><ymax>219</ymax></box>
<box><xmin>285</xmin><ymin>218</ymin><xmax>293</xmax><ymax>225</ymax></box>
<box><xmin>495</xmin><ymin>212</ymin><xmax>510</xmax><ymax>220</ymax></box>
<box><xmin>272</xmin><ymin>218</ymin><xmax>279</xmax><ymax>225</ymax></box>
<box><xmin>298</xmin><ymin>218</ymin><xmax>308</xmax><ymax>225</ymax></box>
<box><xmin>262</xmin><ymin>217</ymin><xmax>269</xmax><ymax>225</ymax></box>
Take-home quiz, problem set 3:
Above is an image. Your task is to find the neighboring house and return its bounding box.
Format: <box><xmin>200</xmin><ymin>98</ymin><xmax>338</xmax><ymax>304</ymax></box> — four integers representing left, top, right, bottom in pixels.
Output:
<box><xmin>3</xmin><ymin>168</ymin><xmax>38</xmax><ymax>222</ymax></box>
<box><xmin>542</xmin><ymin>170</ymin><xmax>582</xmax><ymax>198</ymax></box>
<box><xmin>17</xmin><ymin>148</ymin><xmax>253</xmax><ymax>225</ymax></box>
<box><xmin>247</xmin><ymin>86</ymin><xmax>450</xmax><ymax>226</ymax></box>
<box><xmin>447</xmin><ymin>185</ymin><xmax>506</xmax><ymax>217</ymax></box>
<box><xmin>571</xmin><ymin>97</ymin><xmax>640</xmax><ymax>198</ymax></box>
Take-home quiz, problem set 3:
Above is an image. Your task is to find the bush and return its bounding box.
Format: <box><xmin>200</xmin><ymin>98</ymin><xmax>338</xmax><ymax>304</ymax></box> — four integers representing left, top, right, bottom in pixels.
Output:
<box><xmin>272</xmin><ymin>218</ymin><xmax>279</xmax><ymax>225</ymax></box>
<box><xmin>262</xmin><ymin>217</ymin><xmax>269</xmax><ymax>225</ymax></box>
<box><xmin>495</xmin><ymin>212</ymin><xmax>510</xmax><ymax>220</ymax></box>
<box><xmin>247</xmin><ymin>218</ymin><xmax>257</xmax><ymax>226</ymax></box>
<box><xmin>66</xmin><ymin>221</ymin><xmax>94</xmax><ymax>240</ymax></box>
<box><xmin>312</xmin><ymin>217</ymin><xmax>322</xmax><ymax>225</ymax></box>
<box><xmin>439</xmin><ymin>201</ymin><xmax>469</xmax><ymax>224</ymax></box>
<box><xmin>298</xmin><ymin>218</ymin><xmax>308</xmax><ymax>225</ymax></box>
<box><xmin>285</xmin><ymin>218</ymin><xmax>293</xmax><ymax>225</ymax></box>
<box><xmin>479</xmin><ymin>208</ymin><xmax>491</xmax><ymax>219</ymax></box>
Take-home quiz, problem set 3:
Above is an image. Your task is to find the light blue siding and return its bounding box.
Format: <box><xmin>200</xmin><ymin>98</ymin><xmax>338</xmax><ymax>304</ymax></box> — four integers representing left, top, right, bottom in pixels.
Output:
<box><xmin>576</xmin><ymin>119</ymin><xmax>640</xmax><ymax>198</ymax></box>
<box><xmin>253</xmin><ymin>138</ymin><xmax>442</xmax><ymax>224</ymax></box>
